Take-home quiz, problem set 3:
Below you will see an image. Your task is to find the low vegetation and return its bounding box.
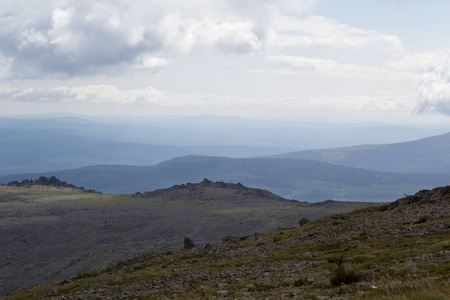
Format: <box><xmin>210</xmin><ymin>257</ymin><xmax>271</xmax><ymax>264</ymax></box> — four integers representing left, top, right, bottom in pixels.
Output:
<box><xmin>1</xmin><ymin>184</ymin><xmax>448</xmax><ymax>299</ymax></box>
<box><xmin>0</xmin><ymin>178</ymin><xmax>379</xmax><ymax>294</ymax></box>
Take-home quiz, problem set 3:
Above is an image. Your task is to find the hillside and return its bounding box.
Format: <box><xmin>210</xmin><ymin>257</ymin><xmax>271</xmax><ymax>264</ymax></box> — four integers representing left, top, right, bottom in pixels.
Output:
<box><xmin>273</xmin><ymin>132</ymin><xmax>450</xmax><ymax>174</ymax></box>
<box><xmin>3</xmin><ymin>186</ymin><xmax>449</xmax><ymax>299</ymax></box>
<box><xmin>2</xmin><ymin>156</ymin><xmax>450</xmax><ymax>202</ymax></box>
<box><xmin>0</xmin><ymin>179</ymin><xmax>378</xmax><ymax>294</ymax></box>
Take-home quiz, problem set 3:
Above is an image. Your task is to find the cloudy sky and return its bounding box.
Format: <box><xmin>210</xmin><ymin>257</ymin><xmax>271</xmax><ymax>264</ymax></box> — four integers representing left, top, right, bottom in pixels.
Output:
<box><xmin>1</xmin><ymin>0</ymin><xmax>450</xmax><ymax>123</ymax></box>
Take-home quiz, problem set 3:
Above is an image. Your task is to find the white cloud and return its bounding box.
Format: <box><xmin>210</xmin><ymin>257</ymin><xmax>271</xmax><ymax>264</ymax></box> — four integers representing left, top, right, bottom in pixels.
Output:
<box><xmin>0</xmin><ymin>0</ymin><xmax>277</xmax><ymax>78</ymax></box>
<box><xmin>136</xmin><ymin>56</ymin><xmax>171</xmax><ymax>71</ymax></box>
<box><xmin>414</xmin><ymin>50</ymin><xmax>450</xmax><ymax>115</ymax></box>
<box><xmin>386</xmin><ymin>49</ymin><xmax>450</xmax><ymax>116</ymax></box>
<box><xmin>264</xmin><ymin>55</ymin><xmax>411</xmax><ymax>80</ymax></box>
<box><xmin>273</xmin><ymin>15</ymin><xmax>404</xmax><ymax>56</ymax></box>
<box><xmin>263</xmin><ymin>51</ymin><xmax>450</xmax><ymax>116</ymax></box>
<box><xmin>0</xmin><ymin>0</ymin><xmax>403</xmax><ymax>79</ymax></box>
<box><xmin>0</xmin><ymin>84</ymin><xmax>415</xmax><ymax>115</ymax></box>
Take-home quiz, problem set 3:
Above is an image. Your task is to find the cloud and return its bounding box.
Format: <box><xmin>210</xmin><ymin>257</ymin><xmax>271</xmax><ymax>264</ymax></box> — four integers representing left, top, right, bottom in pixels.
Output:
<box><xmin>273</xmin><ymin>15</ymin><xmax>404</xmax><ymax>56</ymax></box>
<box><xmin>135</xmin><ymin>56</ymin><xmax>171</xmax><ymax>71</ymax></box>
<box><xmin>0</xmin><ymin>84</ymin><xmax>415</xmax><ymax>115</ymax></box>
<box><xmin>414</xmin><ymin>50</ymin><xmax>450</xmax><ymax>115</ymax></box>
<box><xmin>263</xmin><ymin>51</ymin><xmax>450</xmax><ymax>116</ymax></box>
<box><xmin>264</xmin><ymin>55</ymin><xmax>410</xmax><ymax>80</ymax></box>
<box><xmin>0</xmin><ymin>0</ymin><xmax>277</xmax><ymax>78</ymax></box>
<box><xmin>0</xmin><ymin>0</ymin><xmax>405</xmax><ymax>79</ymax></box>
<box><xmin>387</xmin><ymin>49</ymin><xmax>450</xmax><ymax>116</ymax></box>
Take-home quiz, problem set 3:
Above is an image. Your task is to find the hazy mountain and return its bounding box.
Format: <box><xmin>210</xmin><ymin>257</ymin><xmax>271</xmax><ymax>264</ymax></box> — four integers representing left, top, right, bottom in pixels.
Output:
<box><xmin>272</xmin><ymin>132</ymin><xmax>450</xmax><ymax>173</ymax></box>
<box><xmin>2</xmin><ymin>156</ymin><xmax>449</xmax><ymax>202</ymax></box>
<box><xmin>1</xmin><ymin>115</ymin><xmax>448</xmax><ymax>175</ymax></box>
<box><xmin>0</xmin><ymin>179</ymin><xmax>379</xmax><ymax>294</ymax></box>
<box><xmin>0</xmin><ymin>136</ymin><xmax>283</xmax><ymax>176</ymax></box>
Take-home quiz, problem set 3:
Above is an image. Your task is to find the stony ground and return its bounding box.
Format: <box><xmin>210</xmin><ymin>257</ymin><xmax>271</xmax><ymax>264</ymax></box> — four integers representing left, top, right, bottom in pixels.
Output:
<box><xmin>0</xmin><ymin>180</ymin><xmax>379</xmax><ymax>295</ymax></box>
<box><xmin>3</xmin><ymin>186</ymin><xmax>449</xmax><ymax>299</ymax></box>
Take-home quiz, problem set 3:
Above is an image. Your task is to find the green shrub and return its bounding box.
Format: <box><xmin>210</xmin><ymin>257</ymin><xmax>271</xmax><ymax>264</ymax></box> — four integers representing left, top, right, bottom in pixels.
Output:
<box><xmin>414</xmin><ymin>216</ymin><xmax>428</xmax><ymax>224</ymax></box>
<box><xmin>298</xmin><ymin>217</ymin><xmax>310</xmax><ymax>226</ymax></box>
<box><xmin>293</xmin><ymin>278</ymin><xmax>306</xmax><ymax>287</ymax></box>
<box><xmin>254</xmin><ymin>283</ymin><xmax>274</xmax><ymax>292</ymax></box>
<box><xmin>329</xmin><ymin>264</ymin><xmax>362</xmax><ymax>286</ymax></box>
<box><xmin>328</xmin><ymin>255</ymin><xmax>344</xmax><ymax>265</ymax></box>
<box><xmin>441</xmin><ymin>186</ymin><xmax>450</xmax><ymax>197</ymax></box>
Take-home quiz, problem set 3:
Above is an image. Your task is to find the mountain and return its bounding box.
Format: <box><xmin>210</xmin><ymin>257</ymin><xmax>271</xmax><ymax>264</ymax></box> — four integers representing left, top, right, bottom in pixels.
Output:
<box><xmin>0</xmin><ymin>125</ymin><xmax>284</xmax><ymax>176</ymax></box>
<box><xmin>1</xmin><ymin>156</ymin><xmax>450</xmax><ymax>202</ymax></box>
<box><xmin>1</xmin><ymin>115</ymin><xmax>448</xmax><ymax>175</ymax></box>
<box><xmin>0</xmin><ymin>179</ymin><xmax>379</xmax><ymax>294</ymax></box>
<box><xmin>0</xmin><ymin>137</ymin><xmax>284</xmax><ymax>176</ymax></box>
<box><xmin>4</xmin><ymin>185</ymin><xmax>449</xmax><ymax>299</ymax></box>
<box><xmin>272</xmin><ymin>132</ymin><xmax>450</xmax><ymax>174</ymax></box>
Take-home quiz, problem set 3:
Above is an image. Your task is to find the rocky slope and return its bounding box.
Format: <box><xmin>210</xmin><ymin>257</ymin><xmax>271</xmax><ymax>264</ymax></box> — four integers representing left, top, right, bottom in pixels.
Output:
<box><xmin>3</xmin><ymin>186</ymin><xmax>449</xmax><ymax>299</ymax></box>
<box><xmin>0</xmin><ymin>178</ymin><xmax>378</xmax><ymax>295</ymax></box>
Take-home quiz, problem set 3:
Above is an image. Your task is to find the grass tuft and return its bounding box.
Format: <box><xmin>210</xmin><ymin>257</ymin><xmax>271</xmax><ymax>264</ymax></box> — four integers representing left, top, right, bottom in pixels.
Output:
<box><xmin>329</xmin><ymin>264</ymin><xmax>362</xmax><ymax>287</ymax></box>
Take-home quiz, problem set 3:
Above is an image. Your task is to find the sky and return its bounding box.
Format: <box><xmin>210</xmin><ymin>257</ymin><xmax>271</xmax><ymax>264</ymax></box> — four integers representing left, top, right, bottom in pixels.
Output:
<box><xmin>1</xmin><ymin>0</ymin><xmax>450</xmax><ymax>123</ymax></box>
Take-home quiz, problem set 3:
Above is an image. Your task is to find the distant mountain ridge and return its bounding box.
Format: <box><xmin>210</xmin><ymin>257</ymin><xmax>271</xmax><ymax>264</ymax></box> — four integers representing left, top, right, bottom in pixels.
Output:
<box><xmin>2</xmin><ymin>156</ymin><xmax>450</xmax><ymax>202</ymax></box>
<box><xmin>1</xmin><ymin>115</ymin><xmax>448</xmax><ymax>176</ymax></box>
<box><xmin>272</xmin><ymin>132</ymin><xmax>450</xmax><ymax>173</ymax></box>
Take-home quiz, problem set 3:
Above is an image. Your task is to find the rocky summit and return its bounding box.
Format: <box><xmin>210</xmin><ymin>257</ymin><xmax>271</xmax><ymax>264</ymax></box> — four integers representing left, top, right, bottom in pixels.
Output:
<box><xmin>3</xmin><ymin>186</ymin><xmax>449</xmax><ymax>299</ymax></box>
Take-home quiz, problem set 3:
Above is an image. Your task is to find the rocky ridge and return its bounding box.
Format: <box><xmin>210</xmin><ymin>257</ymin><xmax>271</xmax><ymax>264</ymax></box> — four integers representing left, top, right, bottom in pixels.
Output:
<box><xmin>5</xmin><ymin>176</ymin><xmax>98</xmax><ymax>193</ymax></box>
<box><xmin>135</xmin><ymin>178</ymin><xmax>292</xmax><ymax>202</ymax></box>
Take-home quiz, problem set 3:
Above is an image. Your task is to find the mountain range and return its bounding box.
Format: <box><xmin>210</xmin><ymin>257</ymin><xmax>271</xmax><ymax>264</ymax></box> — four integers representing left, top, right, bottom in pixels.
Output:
<box><xmin>2</xmin><ymin>155</ymin><xmax>450</xmax><ymax>202</ymax></box>
<box><xmin>1</xmin><ymin>115</ymin><xmax>450</xmax><ymax>202</ymax></box>
<box><xmin>1</xmin><ymin>115</ymin><xmax>447</xmax><ymax>176</ymax></box>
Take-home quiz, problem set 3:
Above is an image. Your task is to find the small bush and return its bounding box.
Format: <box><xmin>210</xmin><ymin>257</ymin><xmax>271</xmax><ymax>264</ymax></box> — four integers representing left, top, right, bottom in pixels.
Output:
<box><xmin>273</xmin><ymin>236</ymin><xmax>282</xmax><ymax>243</ymax></box>
<box><xmin>414</xmin><ymin>216</ymin><xmax>428</xmax><ymax>224</ymax></box>
<box><xmin>329</xmin><ymin>264</ymin><xmax>362</xmax><ymax>286</ymax></box>
<box><xmin>280</xmin><ymin>281</ymin><xmax>291</xmax><ymax>287</ymax></box>
<box><xmin>254</xmin><ymin>283</ymin><xmax>274</xmax><ymax>292</ymax></box>
<box><xmin>328</xmin><ymin>255</ymin><xmax>344</xmax><ymax>265</ymax></box>
<box><xmin>298</xmin><ymin>217</ymin><xmax>310</xmax><ymax>226</ymax></box>
<box><xmin>293</xmin><ymin>278</ymin><xmax>307</xmax><ymax>287</ymax></box>
<box><xmin>441</xmin><ymin>186</ymin><xmax>450</xmax><ymax>197</ymax></box>
<box><xmin>70</xmin><ymin>272</ymin><xmax>94</xmax><ymax>280</ymax></box>
<box><xmin>376</xmin><ymin>204</ymin><xmax>390</xmax><ymax>212</ymax></box>
<box><xmin>187</xmin><ymin>278</ymin><xmax>199</xmax><ymax>290</ymax></box>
